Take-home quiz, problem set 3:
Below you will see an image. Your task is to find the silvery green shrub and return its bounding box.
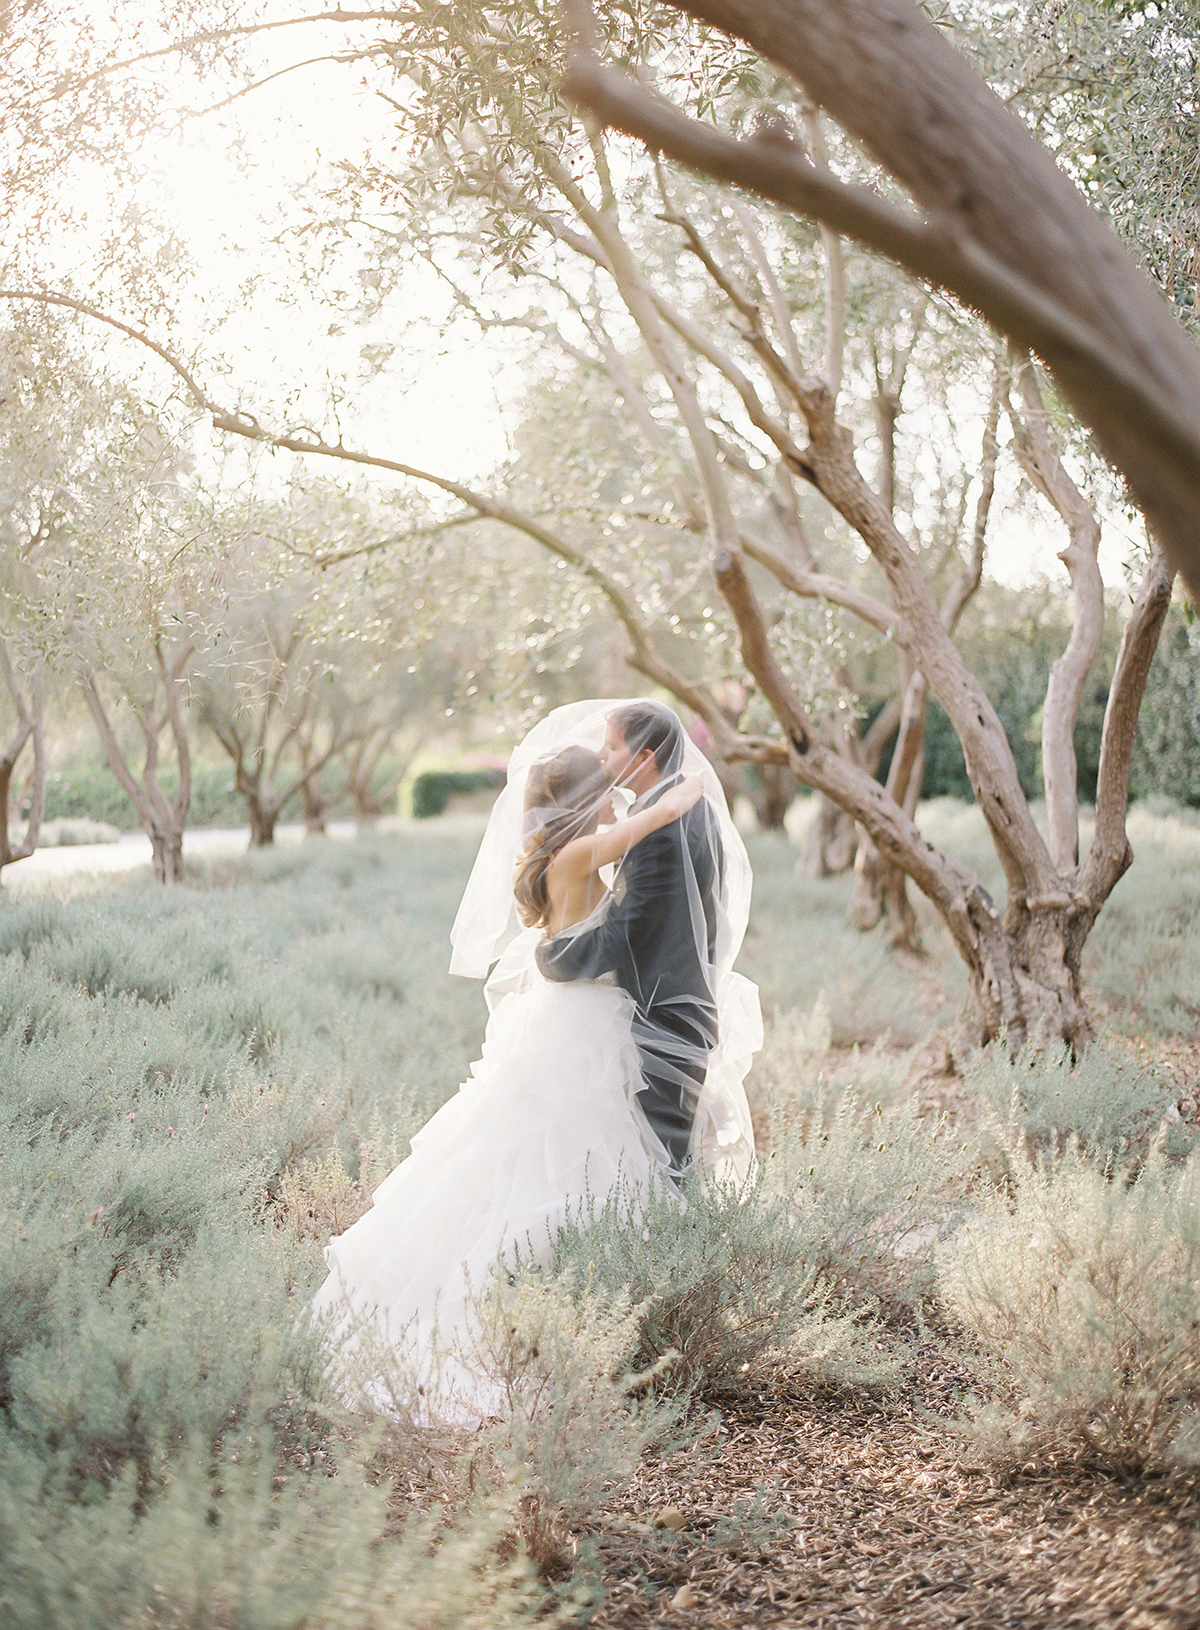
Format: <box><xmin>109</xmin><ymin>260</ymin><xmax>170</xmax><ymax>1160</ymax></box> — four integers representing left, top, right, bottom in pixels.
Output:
<box><xmin>963</xmin><ymin>1037</ymin><xmax>1184</xmax><ymax>1168</ymax></box>
<box><xmin>0</xmin><ymin>1431</ymin><xmax>547</xmax><ymax>1630</ymax></box>
<box><xmin>546</xmin><ymin>1169</ymin><xmax>897</xmax><ymax>1397</ymax></box>
<box><xmin>466</xmin><ymin>1272</ymin><xmax>682</xmax><ymax>1567</ymax></box>
<box><xmin>942</xmin><ymin>1143</ymin><xmax>1200</xmax><ymax>1471</ymax></box>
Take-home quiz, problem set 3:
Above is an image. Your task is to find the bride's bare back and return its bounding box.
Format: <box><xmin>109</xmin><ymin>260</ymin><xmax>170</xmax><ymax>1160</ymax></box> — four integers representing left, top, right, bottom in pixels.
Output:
<box><xmin>542</xmin><ymin>772</ymin><xmax>703</xmax><ymax>935</ymax></box>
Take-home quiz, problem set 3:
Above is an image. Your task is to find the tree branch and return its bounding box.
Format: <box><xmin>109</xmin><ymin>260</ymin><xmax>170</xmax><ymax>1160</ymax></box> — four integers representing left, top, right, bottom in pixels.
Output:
<box><xmin>1079</xmin><ymin>537</ymin><xmax>1175</xmax><ymax>909</ymax></box>
<box><xmin>737</xmin><ymin>530</ymin><xmax>898</xmax><ymax>638</ymax></box>
<box><xmin>1008</xmin><ymin>351</ymin><xmax>1104</xmax><ymax>870</ymax></box>
<box><xmin>0</xmin><ymin>287</ymin><xmax>746</xmax><ymax>759</ymax></box>
<box><xmin>52</xmin><ymin>11</ymin><xmax>401</xmax><ymax>96</ymax></box>
<box><xmin>80</xmin><ymin>672</ymin><xmax>157</xmax><ymax>831</ymax></box>
<box><xmin>800</xmin><ymin>104</ymin><xmax>846</xmax><ymax>401</ymax></box>
<box><xmin>156</xmin><ymin>639</ymin><xmax>195</xmax><ymax>825</ymax></box>
<box><xmin>731</xmin><ymin>199</ymin><xmax>808</xmax><ymax>386</ymax></box>
<box><xmin>177</xmin><ymin>48</ymin><xmax>382</xmax><ymax>121</ymax></box>
<box><xmin>0</xmin><ymin>641</ymin><xmax>45</xmax><ymax>868</ymax></box>
<box><xmin>559</xmin><ymin>48</ymin><xmax>1200</xmax><ymax>595</ymax></box>
<box><xmin>713</xmin><ymin>547</ymin><xmax>998</xmax><ymax>968</ymax></box>
<box><xmin>943</xmin><ymin>365</ymin><xmax>1002</xmax><ymax>632</ymax></box>
<box><xmin>648</xmin><ymin>289</ymin><xmax>815</xmax><ymax>477</ymax></box>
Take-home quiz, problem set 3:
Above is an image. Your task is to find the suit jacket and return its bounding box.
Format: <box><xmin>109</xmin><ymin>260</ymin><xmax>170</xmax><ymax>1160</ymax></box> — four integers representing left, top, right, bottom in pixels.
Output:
<box><xmin>535</xmin><ymin>786</ymin><xmax>722</xmax><ymax>1051</ymax></box>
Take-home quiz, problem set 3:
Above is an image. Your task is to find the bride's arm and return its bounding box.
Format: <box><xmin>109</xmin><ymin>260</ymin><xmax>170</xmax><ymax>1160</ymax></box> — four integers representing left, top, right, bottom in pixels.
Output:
<box><xmin>557</xmin><ymin>773</ymin><xmax>704</xmax><ymax>878</ymax></box>
<box><xmin>537</xmin><ymin>817</ymin><xmax>673</xmax><ymax>981</ymax></box>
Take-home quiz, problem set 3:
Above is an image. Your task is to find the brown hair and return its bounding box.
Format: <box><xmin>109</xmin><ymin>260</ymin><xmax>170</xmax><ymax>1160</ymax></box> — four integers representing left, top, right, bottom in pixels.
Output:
<box><xmin>608</xmin><ymin>700</ymin><xmax>683</xmax><ymax>773</ymax></box>
<box><xmin>513</xmin><ymin>746</ymin><xmax>610</xmax><ymax>929</ymax></box>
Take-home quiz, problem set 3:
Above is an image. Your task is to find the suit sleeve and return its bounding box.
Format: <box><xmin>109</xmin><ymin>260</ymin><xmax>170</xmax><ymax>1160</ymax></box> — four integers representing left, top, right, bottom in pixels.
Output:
<box><xmin>535</xmin><ymin>824</ymin><xmax>676</xmax><ymax>984</ymax></box>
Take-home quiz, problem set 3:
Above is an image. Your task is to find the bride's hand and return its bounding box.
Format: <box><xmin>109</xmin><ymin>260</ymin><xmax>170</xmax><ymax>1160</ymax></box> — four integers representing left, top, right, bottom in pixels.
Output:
<box><xmin>664</xmin><ymin>771</ymin><xmax>704</xmax><ymax>817</ymax></box>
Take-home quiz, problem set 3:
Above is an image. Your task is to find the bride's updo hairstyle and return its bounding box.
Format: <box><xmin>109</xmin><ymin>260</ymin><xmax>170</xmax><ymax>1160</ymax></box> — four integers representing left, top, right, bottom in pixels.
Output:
<box><xmin>513</xmin><ymin>745</ymin><xmax>612</xmax><ymax>928</ymax></box>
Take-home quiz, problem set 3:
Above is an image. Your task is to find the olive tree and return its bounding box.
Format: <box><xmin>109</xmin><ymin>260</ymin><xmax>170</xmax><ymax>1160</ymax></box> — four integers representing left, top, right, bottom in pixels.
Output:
<box><xmin>0</xmin><ymin>316</ymin><xmax>217</xmax><ymax>884</ymax></box>
<box><xmin>3</xmin><ymin>0</ymin><xmax>1196</xmax><ymax>1041</ymax></box>
<box><xmin>64</xmin><ymin>490</ymin><xmax>220</xmax><ymax>883</ymax></box>
<box><xmin>196</xmin><ymin>539</ymin><xmax>355</xmax><ymax>848</ymax></box>
<box><xmin>0</xmin><ymin>322</ymin><xmax>63</xmax><ymax>881</ymax></box>
<box><xmin>1</xmin><ymin>326</ymin><xmax>223</xmax><ymax>883</ymax></box>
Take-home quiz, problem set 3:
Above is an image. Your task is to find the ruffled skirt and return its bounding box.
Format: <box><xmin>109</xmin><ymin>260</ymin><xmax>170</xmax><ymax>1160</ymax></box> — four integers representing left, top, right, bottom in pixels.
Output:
<box><xmin>310</xmin><ymin>977</ymin><xmax>665</xmax><ymax>1414</ymax></box>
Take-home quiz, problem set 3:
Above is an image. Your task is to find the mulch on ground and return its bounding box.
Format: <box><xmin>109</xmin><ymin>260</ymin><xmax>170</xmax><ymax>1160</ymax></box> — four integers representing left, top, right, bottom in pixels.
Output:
<box><xmin>578</xmin><ymin>1369</ymin><xmax>1200</xmax><ymax>1629</ymax></box>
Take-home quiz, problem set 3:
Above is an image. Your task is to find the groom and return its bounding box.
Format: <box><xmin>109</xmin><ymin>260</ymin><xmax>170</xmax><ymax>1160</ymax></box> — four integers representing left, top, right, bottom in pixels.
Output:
<box><xmin>536</xmin><ymin>700</ymin><xmax>722</xmax><ymax>1176</ymax></box>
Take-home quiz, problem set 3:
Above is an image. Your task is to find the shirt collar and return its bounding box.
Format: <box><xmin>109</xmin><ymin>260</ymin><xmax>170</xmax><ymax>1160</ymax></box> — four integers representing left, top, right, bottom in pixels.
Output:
<box><xmin>630</xmin><ymin>773</ymin><xmax>681</xmax><ymax>815</ymax></box>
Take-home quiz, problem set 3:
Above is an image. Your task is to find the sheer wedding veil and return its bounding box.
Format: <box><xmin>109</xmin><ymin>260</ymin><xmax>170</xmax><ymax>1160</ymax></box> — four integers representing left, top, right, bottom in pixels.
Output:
<box><xmin>449</xmin><ymin>698</ymin><xmax>760</xmax><ymax>1183</ymax></box>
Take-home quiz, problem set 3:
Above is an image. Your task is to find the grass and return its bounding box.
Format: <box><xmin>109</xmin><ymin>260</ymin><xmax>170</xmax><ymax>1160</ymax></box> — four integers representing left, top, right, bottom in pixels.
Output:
<box><xmin>2</xmin><ymin>801</ymin><xmax>1200</xmax><ymax>1626</ymax></box>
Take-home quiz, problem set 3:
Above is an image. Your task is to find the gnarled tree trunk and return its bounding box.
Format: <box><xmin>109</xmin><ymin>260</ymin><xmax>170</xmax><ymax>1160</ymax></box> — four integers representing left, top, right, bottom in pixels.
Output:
<box><xmin>745</xmin><ymin>761</ymin><xmax>796</xmax><ymax>829</ymax></box>
<box><xmin>149</xmin><ymin>829</ymin><xmax>185</xmax><ymax>886</ymax></box>
<box><xmin>346</xmin><ymin>730</ymin><xmax>419</xmax><ymax>829</ymax></box>
<box><xmin>0</xmin><ymin>643</ymin><xmax>46</xmax><ymax>887</ymax></box>
<box><xmin>244</xmin><ymin>788</ymin><xmax>281</xmax><ymax>848</ymax></box>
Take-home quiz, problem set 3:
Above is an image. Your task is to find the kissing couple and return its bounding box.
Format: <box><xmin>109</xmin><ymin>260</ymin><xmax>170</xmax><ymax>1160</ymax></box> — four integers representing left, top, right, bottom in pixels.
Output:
<box><xmin>311</xmin><ymin>698</ymin><xmax>762</xmax><ymax>1413</ymax></box>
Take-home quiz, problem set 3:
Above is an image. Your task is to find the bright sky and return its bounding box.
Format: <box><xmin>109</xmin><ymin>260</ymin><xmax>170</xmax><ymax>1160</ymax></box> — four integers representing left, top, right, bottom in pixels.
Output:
<box><xmin>158</xmin><ymin>91</ymin><xmax>516</xmax><ymax>481</ymax></box>
<box><xmin>35</xmin><ymin>16</ymin><xmax>516</xmax><ymax>490</ymax></box>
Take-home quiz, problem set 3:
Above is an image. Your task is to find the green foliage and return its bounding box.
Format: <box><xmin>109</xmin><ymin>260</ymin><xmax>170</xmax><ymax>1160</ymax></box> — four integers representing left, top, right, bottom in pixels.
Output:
<box><xmin>411</xmin><ymin>768</ymin><xmax>506</xmax><ymax>820</ymax></box>
<box><xmin>763</xmin><ymin>1081</ymin><xmax>970</xmax><ymax>1306</ymax></box>
<box><xmin>754</xmin><ymin>998</ymin><xmax>971</xmax><ymax>1302</ymax></box>
<box><xmin>467</xmin><ymin>1272</ymin><xmax>682</xmax><ymax>1568</ymax></box>
<box><xmin>1132</xmin><ymin>608</ymin><xmax>1200</xmax><ymax>807</ymax></box>
<box><xmin>3</xmin><ymin>810</ymin><xmax>1200</xmax><ymax>1613</ymax></box>
<box><xmin>0</xmin><ymin>1434</ymin><xmax>547</xmax><ymax>1630</ymax></box>
<box><xmin>0</xmin><ymin>828</ymin><xmax>555</xmax><ymax>1623</ymax></box>
<box><xmin>987</xmin><ymin>0</ymin><xmax>1200</xmax><ymax>338</ymax></box>
<box><xmin>36</xmin><ymin>759</ymin><xmax>247</xmax><ymax>832</ymax></box>
<box><xmin>943</xmin><ymin>1145</ymin><xmax>1200</xmax><ymax>1472</ymax></box>
<box><xmin>738</xmin><ymin>832</ymin><xmax>968</xmax><ymax>1045</ymax></box>
<box><xmin>1083</xmin><ymin>806</ymin><xmax>1200</xmax><ymax>1035</ymax></box>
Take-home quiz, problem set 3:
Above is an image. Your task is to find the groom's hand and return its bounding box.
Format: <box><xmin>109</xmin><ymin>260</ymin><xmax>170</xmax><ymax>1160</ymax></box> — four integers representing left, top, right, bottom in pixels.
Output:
<box><xmin>536</xmin><ymin>931</ymin><xmax>576</xmax><ymax>982</ymax></box>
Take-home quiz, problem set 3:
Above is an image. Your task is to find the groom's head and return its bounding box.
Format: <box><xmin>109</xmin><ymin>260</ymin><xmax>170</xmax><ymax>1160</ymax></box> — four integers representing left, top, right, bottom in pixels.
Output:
<box><xmin>602</xmin><ymin>701</ymin><xmax>684</xmax><ymax>797</ymax></box>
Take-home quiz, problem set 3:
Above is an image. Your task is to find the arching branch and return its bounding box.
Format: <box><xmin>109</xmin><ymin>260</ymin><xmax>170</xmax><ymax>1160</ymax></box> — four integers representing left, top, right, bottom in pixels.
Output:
<box><xmin>560</xmin><ymin>43</ymin><xmax>1200</xmax><ymax>595</ymax></box>
<box><xmin>50</xmin><ymin>10</ymin><xmax>401</xmax><ymax>96</ymax></box>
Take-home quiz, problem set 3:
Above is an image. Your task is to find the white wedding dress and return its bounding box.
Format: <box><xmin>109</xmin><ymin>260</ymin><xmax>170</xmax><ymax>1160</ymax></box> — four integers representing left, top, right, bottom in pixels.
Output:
<box><xmin>310</xmin><ymin>698</ymin><xmax>760</xmax><ymax>1420</ymax></box>
<box><xmin>309</xmin><ymin>906</ymin><xmax>669</xmax><ymax>1415</ymax></box>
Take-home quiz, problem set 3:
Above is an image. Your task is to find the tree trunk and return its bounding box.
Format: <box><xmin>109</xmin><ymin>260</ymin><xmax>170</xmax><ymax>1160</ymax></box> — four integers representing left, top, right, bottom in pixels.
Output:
<box><xmin>301</xmin><ymin>778</ymin><xmax>328</xmax><ymax>836</ymax></box>
<box><xmin>0</xmin><ymin>759</ymin><xmax>20</xmax><ymax>883</ymax></box>
<box><xmin>848</xmin><ymin>668</ymin><xmax>927</xmax><ymax>949</ymax></box>
<box><xmin>799</xmin><ymin>791</ymin><xmax>857</xmax><ymax>876</ymax></box>
<box><xmin>709</xmin><ymin>757</ymin><xmax>751</xmax><ymax>825</ymax></box>
<box><xmin>246</xmin><ymin>796</ymin><xmax>279</xmax><ymax>847</ymax></box>
<box><xmin>571</xmin><ymin>0</ymin><xmax>1200</xmax><ymax>599</ymax></box>
<box><xmin>848</xmin><ymin>842</ymin><xmax>925</xmax><ymax>952</ymax></box>
<box><xmin>80</xmin><ymin>662</ymin><xmax>192</xmax><ymax>887</ymax></box>
<box><xmin>149</xmin><ymin>827</ymin><xmax>185</xmax><ymax>885</ymax></box>
<box><xmin>965</xmin><ymin>894</ymin><xmax>1094</xmax><ymax>1054</ymax></box>
<box><xmin>0</xmin><ymin>646</ymin><xmax>46</xmax><ymax>887</ymax></box>
<box><xmin>746</xmin><ymin>762</ymin><xmax>796</xmax><ymax>829</ymax></box>
<box><xmin>847</xmin><ymin>838</ymin><xmax>921</xmax><ymax>950</ymax></box>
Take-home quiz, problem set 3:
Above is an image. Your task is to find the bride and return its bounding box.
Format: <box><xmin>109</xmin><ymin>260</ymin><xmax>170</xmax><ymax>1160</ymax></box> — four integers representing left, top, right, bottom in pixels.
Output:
<box><xmin>310</xmin><ymin>698</ymin><xmax>761</xmax><ymax>1412</ymax></box>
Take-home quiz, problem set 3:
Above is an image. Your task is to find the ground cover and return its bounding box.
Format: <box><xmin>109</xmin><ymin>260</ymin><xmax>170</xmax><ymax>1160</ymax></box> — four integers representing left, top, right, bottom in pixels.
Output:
<box><xmin>1</xmin><ymin>802</ymin><xmax>1199</xmax><ymax>1627</ymax></box>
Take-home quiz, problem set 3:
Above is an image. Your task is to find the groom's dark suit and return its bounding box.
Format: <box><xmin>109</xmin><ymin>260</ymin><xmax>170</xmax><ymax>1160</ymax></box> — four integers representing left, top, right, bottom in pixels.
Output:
<box><xmin>535</xmin><ymin>783</ymin><xmax>723</xmax><ymax>1174</ymax></box>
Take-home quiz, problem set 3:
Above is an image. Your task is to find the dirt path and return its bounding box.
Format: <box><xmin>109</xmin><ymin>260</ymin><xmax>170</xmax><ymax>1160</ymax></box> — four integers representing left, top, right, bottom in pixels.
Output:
<box><xmin>1</xmin><ymin>820</ymin><xmax>364</xmax><ymax>890</ymax></box>
<box><xmin>582</xmin><ymin>1378</ymin><xmax>1200</xmax><ymax>1628</ymax></box>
